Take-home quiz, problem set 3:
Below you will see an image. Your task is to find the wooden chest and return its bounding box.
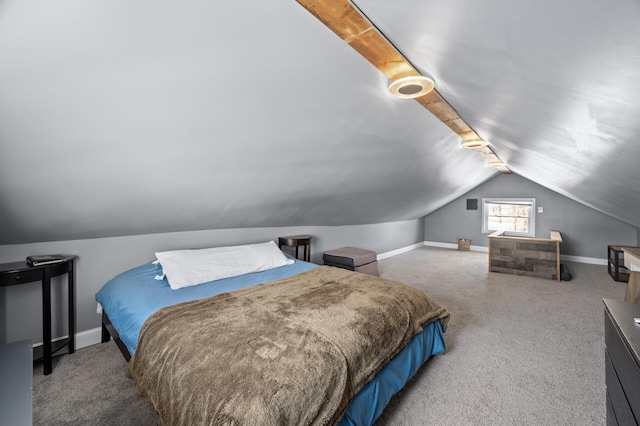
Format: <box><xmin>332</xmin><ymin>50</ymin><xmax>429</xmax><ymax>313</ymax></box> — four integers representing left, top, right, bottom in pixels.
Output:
<box><xmin>487</xmin><ymin>230</ymin><xmax>562</xmax><ymax>281</ymax></box>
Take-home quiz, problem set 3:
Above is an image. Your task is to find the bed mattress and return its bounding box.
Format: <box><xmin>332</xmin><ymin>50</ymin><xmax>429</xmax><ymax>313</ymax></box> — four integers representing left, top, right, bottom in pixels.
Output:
<box><xmin>96</xmin><ymin>259</ymin><xmax>446</xmax><ymax>425</ymax></box>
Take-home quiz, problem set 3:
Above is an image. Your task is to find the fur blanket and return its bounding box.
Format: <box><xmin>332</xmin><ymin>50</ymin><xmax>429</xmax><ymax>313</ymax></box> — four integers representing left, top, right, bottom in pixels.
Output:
<box><xmin>126</xmin><ymin>266</ymin><xmax>449</xmax><ymax>425</ymax></box>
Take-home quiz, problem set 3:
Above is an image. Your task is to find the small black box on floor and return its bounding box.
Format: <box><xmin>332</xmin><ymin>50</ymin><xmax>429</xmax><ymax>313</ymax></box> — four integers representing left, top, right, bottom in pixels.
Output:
<box><xmin>323</xmin><ymin>247</ymin><xmax>379</xmax><ymax>276</ymax></box>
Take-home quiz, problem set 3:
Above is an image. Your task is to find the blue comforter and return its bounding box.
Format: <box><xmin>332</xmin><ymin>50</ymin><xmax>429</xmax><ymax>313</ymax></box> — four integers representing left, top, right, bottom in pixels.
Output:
<box><xmin>96</xmin><ymin>258</ymin><xmax>316</xmax><ymax>354</ymax></box>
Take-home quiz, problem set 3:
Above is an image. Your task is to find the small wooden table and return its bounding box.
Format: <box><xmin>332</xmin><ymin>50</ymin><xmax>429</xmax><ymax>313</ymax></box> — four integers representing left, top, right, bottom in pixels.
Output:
<box><xmin>623</xmin><ymin>247</ymin><xmax>640</xmax><ymax>303</ymax></box>
<box><xmin>278</xmin><ymin>235</ymin><xmax>312</xmax><ymax>262</ymax></box>
<box><xmin>0</xmin><ymin>256</ymin><xmax>76</xmax><ymax>375</ymax></box>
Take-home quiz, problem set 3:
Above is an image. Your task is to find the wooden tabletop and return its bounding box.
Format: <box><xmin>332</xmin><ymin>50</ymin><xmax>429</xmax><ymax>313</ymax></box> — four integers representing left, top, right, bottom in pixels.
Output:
<box><xmin>278</xmin><ymin>235</ymin><xmax>312</xmax><ymax>244</ymax></box>
<box><xmin>623</xmin><ymin>247</ymin><xmax>640</xmax><ymax>271</ymax></box>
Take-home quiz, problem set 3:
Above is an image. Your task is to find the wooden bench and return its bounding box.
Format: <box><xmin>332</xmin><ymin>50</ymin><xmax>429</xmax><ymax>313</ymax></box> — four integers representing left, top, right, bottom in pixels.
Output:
<box><xmin>487</xmin><ymin>230</ymin><xmax>562</xmax><ymax>281</ymax></box>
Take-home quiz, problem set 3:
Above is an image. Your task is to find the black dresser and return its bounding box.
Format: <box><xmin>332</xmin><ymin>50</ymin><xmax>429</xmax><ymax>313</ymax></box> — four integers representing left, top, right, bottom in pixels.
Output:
<box><xmin>604</xmin><ymin>298</ymin><xmax>640</xmax><ymax>425</ymax></box>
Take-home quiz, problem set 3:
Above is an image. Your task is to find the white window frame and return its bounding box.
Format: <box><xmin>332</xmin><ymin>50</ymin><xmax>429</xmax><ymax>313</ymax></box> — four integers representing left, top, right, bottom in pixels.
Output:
<box><xmin>482</xmin><ymin>198</ymin><xmax>536</xmax><ymax>237</ymax></box>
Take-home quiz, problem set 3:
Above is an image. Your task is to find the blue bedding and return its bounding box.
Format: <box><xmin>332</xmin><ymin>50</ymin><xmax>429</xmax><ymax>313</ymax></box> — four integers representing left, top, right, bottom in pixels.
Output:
<box><xmin>96</xmin><ymin>259</ymin><xmax>445</xmax><ymax>425</ymax></box>
<box><xmin>96</xmin><ymin>258</ymin><xmax>316</xmax><ymax>354</ymax></box>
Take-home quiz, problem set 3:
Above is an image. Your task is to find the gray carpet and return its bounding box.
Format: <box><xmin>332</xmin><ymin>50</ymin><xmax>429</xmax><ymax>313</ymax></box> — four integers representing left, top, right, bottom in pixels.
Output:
<box><xmin>33</xmin><ymin>247</ymin><xmax>625</xmax><ymax>425</ymax></box>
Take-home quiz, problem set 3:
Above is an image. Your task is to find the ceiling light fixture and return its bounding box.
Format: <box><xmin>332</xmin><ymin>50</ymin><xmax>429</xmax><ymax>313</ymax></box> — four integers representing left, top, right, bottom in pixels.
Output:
<box><xmin>461</xmin><ymin>139</ymin><xmax>489</xmax><ymax>149</ymax></box>
<box><xmin>388</xmin><ymin>75</ymin><xmax>435</xmax><ymax>99</ymax></box>
<box><xmin>488</xmin><ymin>160</ymin><xmax>506</xmax><ymax>168</ymax></box>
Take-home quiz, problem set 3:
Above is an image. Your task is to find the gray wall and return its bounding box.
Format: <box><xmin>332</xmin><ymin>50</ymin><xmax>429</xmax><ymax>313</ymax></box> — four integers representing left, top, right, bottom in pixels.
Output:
<box><xmin>424</xmin><ymin>174</ymin><xmax>638</xmax><ymax>259</ymax></box>
<box><xmin>0</xmin><ymin>219</ymin><xmax>423</xmax><ymax>344</ymax></box>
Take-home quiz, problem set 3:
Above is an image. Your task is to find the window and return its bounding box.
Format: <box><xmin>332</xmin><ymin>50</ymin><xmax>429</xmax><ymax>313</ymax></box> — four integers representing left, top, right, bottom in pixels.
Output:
<box><xmin>482</xmin><ymin>198</ymin><xmax>536</xmax><ymax>237</ymax></box>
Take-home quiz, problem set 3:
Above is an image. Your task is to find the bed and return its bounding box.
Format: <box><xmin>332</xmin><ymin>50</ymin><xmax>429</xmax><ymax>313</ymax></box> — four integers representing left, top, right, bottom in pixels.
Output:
<box><xmin>96</xmin><ymin>241</ymin><xmax>449</xmax><ymax>425</ymax></box>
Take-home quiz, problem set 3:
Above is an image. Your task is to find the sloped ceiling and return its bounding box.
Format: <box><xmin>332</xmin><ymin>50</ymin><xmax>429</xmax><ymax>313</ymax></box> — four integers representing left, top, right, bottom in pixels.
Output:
<box><xmin>0</xmin><ymin>0</ymin><xmax>638</xmax><ymax>245</ymax></box>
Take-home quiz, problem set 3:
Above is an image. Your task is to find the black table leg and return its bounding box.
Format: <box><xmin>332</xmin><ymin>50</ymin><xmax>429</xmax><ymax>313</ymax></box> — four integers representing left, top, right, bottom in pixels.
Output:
<box><xmin>68</xmin><ymin>261</ymin><xmax>75</xmax><ymax>354</ymax></box>
<box><xmin>42</xmin><ymin>268</ymin><xmax>52</xmax><ymax>375</ymax></box>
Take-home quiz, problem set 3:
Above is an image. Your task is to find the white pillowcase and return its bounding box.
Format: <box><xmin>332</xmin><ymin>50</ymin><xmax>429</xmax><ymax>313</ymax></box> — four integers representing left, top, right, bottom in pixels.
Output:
<box><xmin>155</xmin><ymin>241</ymin><xmax>294</xmax><ymax>290</ymax></box>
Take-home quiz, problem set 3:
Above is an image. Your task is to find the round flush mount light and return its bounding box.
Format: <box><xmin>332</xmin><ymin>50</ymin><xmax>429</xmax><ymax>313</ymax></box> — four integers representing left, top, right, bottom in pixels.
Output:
<box><xmin>461</xmin><ymin>139</ymin><xmax>489</xmax><ymax>149</ymax></box>
<box><xmin>388</xmin><ymin>75</ymin><xmax>435</xmax><ymax>99</ymax></box>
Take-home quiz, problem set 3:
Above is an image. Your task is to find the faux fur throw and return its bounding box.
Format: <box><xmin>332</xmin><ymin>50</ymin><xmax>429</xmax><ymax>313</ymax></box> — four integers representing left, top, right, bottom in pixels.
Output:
<box><xmin>126</xmin><ymin>266</ymin><xmax>449</xmax><ymax>425</ymax></box>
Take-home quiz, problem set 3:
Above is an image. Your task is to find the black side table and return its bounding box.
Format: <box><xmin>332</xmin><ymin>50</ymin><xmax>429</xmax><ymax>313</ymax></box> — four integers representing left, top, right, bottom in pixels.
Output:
<box><xmin>0</xmin><ymin>255</ymin><xmax>76</xmax><ymax>375</ymax></box>
<box><xmin>278</xmin><ymin>235</ymin><xmax>312</xmax><ymax>262</ymax></box>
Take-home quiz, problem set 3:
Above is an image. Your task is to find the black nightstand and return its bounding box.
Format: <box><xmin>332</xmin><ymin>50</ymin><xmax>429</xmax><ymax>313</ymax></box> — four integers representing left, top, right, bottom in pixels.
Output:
<box><xmin>0</xmin><ymin>256</ymin><xmax>76</xmax><ymax>375</ymax></box>
<box><xmin>278</xmin><ymin>235</ymin><xmax>312</xmax><ymax>262</ymax></box>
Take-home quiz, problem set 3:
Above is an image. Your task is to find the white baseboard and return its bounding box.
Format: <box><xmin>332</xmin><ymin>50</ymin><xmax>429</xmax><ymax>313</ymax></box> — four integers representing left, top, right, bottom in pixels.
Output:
<box><xmin>377</xmin><ymin>242</ymin><xmax>425</xmax><ymax>260</ymax></box>
<box><xmin>423</xmin><ymin>240</ymin><xmax>606</xmax><ymax>265</ymax></box>
<box><xmin>378</xmin><ymin>241</ymin><xmax>488</xmax><ymax>260</ymax></box>
<box><xmin>560</xmin><ymin>254</ymin><xmax>607</xmax><ymax>266</ymax></box>
<box><xmin>32</xmin><ymin>326</ymin><xmax>103</xmax><ymax>350</ymax></box>
<box><xmin>76</xmin><ymin>327</ymin><xmax>103</xmax><ymax>349</ymax></box>
<box><xmin>423</xmin><ymin>241</ymin><xmax>488</xmax><ymax>253</ymax></box>
<box><xmin>422</xmin><ymin>241</ymin><xmax>457</xmax><ymax>250</ymax></box>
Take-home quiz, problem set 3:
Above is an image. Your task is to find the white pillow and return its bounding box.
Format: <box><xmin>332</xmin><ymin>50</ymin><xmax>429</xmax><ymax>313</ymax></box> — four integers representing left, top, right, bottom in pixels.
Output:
<box><xmin>155</xmin><ymin>241</ymin><xmax>294</xmax><ymax>290</ymax></box>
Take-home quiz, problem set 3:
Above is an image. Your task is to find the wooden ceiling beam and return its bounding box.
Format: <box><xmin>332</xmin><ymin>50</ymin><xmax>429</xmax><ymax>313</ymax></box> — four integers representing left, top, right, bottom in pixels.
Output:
<box><xmin>296</xmin><ymin>0</ymin><xmax>511</xmax><ymax>173</ymax></box>
<box><xmin>297</xmin><ymin>0</ymin><xmax>417</xmax><ymax>81</ymax></box>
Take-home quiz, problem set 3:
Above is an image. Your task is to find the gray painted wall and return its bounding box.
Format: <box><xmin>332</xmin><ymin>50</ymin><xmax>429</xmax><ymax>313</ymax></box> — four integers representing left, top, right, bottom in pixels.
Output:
<box><xmin>0</xmin><ymin>219</ymin><xmax>423</xmax><ymax>344</ymax></box>
<box><xmin>0</xmin><ymin>0</ymin><xmax>497</xmax><ymax>247</ymax></box>
<box><xmin>424</xmin><ymin>174</ymin><xmax>637</xmax><ymax>259</ymax></box>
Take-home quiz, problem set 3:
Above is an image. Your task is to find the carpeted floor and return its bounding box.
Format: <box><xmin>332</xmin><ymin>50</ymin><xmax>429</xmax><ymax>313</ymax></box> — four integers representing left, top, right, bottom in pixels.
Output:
<box><xmin>32</xmin><ymin>247</ymin><xmax>625</xmax><ymax>425</ymax></box>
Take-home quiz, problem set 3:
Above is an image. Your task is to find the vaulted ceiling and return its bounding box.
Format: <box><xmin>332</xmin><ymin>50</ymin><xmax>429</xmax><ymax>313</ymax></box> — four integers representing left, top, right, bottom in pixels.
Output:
<box><xmin>0</xmin><ymin>0</ymin><xmax>638</xmax><ymax>245</ymax></box>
